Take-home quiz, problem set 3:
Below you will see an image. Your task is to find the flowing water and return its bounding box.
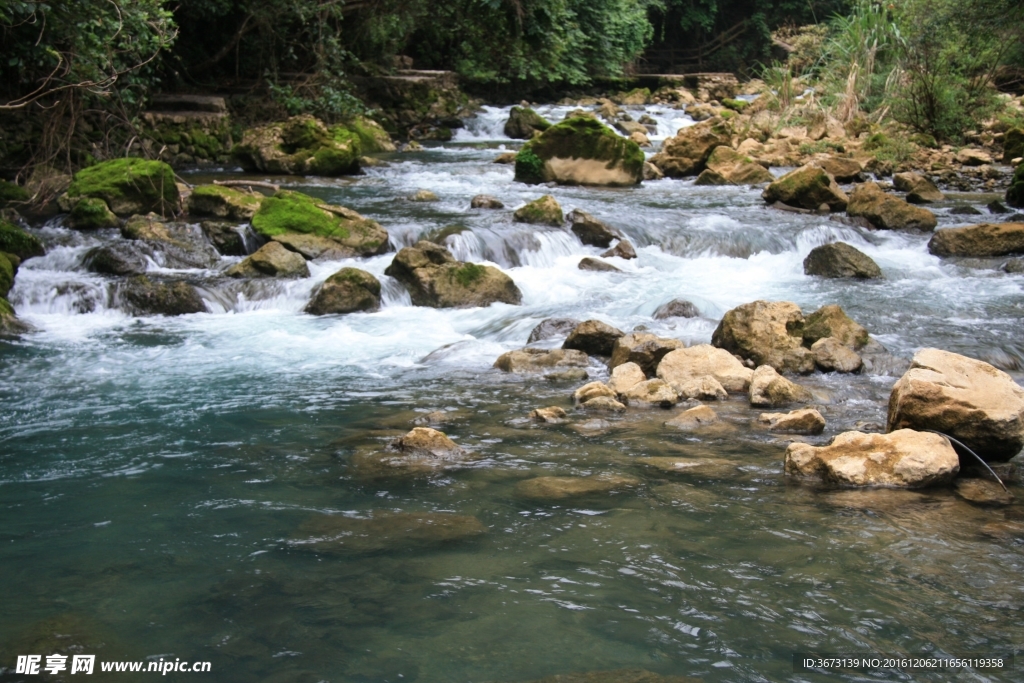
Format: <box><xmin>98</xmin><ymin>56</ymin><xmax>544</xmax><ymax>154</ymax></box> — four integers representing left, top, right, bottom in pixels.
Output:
<box><xmin>2</xmin><ymin>104</ymin><xmax>1024</xmax><ymax>682</ymax></box>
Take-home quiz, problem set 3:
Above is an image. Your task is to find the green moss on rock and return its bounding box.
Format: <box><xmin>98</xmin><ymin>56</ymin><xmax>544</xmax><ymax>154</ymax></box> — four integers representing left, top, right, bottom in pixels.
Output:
<box><xmin>514</xmin><ymin>117</ymin><xmax>644</xmax><ymax>186</ymax></box>
<box><xmin>234</xmin><ymin>115</ymin><xmax>361</xmax><ymax>176</ymax></box>
<box><xmin>187</xmin><ymin>184</ymin><xmax>263</xmax><ymax>221</ymax></box>
<box><xmin>251</xmin><ymin>190</ymin><xmax>389</xmax><ymax>256</ymax></box>
<box><xmin>514</xmin><ymin>147</ymin><xmax>545</xmax><ymax>185</ymax></box>
<box><xmin>345</xmin><ymin>117</ymin><xmax>396</xmax><ymax>153</ymax></box>
<box><xmin>0</xmin><ymin>219</ymin><xmax>45</xmax><ymax>260</ymax></box>
<box><xmin>721</xmin><ymin>98</ymin><xmax>748</xmax><ymax>112</ymax></box>
<box><xmin>453</xmin><ymin>262</ymin><xmax>486</xmax><ymax>287</ymax></box>
<box><xmin>0</xmin><ymin>179</ymin><xmax>29</xmax><ymax>207</ymax></box>
<box><xmin>66</xmin><ymin>158</ymin><xmax>180</xmax><ymax>216</ymax></box>
<box><xmin>1007</xmin><ymin>162</ymin><xmax>1024</xmax><ymax>208</ymax></box>
<box><xmin>67</xmin><ymin>197</ymin><xmax>119</xmax><ymax>229</ymax></box>
<box><xmin>0</xmin><ymin>251</ymin><xmax>13</xmax><ymax>298</ymax></box>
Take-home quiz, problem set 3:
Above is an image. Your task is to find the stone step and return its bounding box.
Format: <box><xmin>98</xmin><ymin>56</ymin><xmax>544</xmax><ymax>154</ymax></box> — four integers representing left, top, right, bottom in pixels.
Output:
<box><xmin>148</xmin><ymin>94</ymin><xmax>228</xmax><ymax>114</ymax></box>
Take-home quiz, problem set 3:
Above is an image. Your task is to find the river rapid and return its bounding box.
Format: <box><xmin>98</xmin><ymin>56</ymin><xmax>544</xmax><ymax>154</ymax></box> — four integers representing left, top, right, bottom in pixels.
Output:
<box><xmin>2</xmin><ymin>103</ymin><xmax>1024</xmax><ymax>683</ymax></box>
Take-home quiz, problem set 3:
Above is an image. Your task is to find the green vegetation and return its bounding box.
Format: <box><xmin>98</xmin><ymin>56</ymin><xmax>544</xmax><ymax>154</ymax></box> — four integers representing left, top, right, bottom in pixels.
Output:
<box><xmin>1007</xmin><ymin>163</ymin><xmax>1024</xmax><ymax>208</ymax></box>
<box><xmin>66</xmin><ymin>158</ymin><xmax>179</xmax><ymax>216</ymax></box>
<box><xmin>514</xmin><ymin>148</ymin><xmax>546</xmax><ymax>185</ymax></box>
<box><xmin>251</xmin><ymin>191</ymin><xmax>351</xmax><ymax>240</ymax></box>
<box><xmin>0</xmin><ymin>180</ymin><xmax>29</xmax><ymax>207</ymax></box>
<box><xmin>68</xmin><ymin>198</ymin><xmax>120</xmax><ymax>230</ymax></box>
<box><xmin>0</xmin><ymin>220</ymin><xmax>45</xmax><ymax>260</ymax></box>
<box><xmin>0</xmin><ymin>251</ymin><xmax>13</xmax><ymax>298</ymax></box>
<box><xmin>452</xmin><ymin>263</ymin><xmax>486</xmax><ymax>288</ymax></box>
<box><xmin>516</xmin><ymin>117</ymin><xmax>644</xmax><ymax>185</ymax></box>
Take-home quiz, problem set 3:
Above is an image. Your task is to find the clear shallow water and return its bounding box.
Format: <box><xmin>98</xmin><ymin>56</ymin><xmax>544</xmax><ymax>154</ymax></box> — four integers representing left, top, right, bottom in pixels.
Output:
<box><xmin>2</xmin><ymin>104</ymin><xmax>1024</xmax><ymax>682</ymax></box>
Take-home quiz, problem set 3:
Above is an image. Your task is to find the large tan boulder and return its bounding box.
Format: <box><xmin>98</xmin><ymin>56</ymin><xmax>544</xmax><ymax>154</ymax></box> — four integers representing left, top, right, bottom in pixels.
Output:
<box><xmin>494</xmin><ymin>347</ymin><xmax>589</xmax><ymax>373</ymax></box>
<box><xmin>608</xmin><ymin>332</ymin><xmax>684</xmax><ymax>376</ymax></box>
<box><xmin>514</xmin><ymin>117</ymin><xmax>644</xmax><ymax>186</ymax></box>
<box><xmin>811</xmin><ymin>337</ymin><xmax>863</xmax><ymax>373</ymax></box>
<box><xmin>703</xmin><ymin>146</ymin><xmax>773</xmax><ymax>185</ymax></box>
<box><xmin>892</xmin><ymin>172</ymin><xmax>944</xmax><ymax>203</ymax></box>
<box><xmin>608</xmin><ymin>362</ymin><xmax>646</xmax><ymax>395</ymax></box>
<box><xmin>813</xmin><ymin>156</ymin><xmax>863</xmax><ymax>183</ymax></box>
<box><xmin>226</xmin><ymin>241</ymin><xmax>309</xmax><ymax>278</ymax></box>
<box><xmin>385</xmin><ymin>241</ymin><xmax>522</xmax><ymax>308</ymax></box>
<box><xmin>758</xmin><ymin>408</ymin><xmax>825</xmax><ymax>435</ymax></box>
<box><xmin>762</xmin><ymin>165</ymin><xmax>848</xmax><ymax>211</ymax></box>
<box><xmin>563</xmin><ymin>319</ymin><xmax>625</xmax><ymax>356</ymax></box>
<box><xmin>656</xmin><ymin>344</ymin><xmax>753</xmax><ymax>393</ymax></box>
<box><xmin>650</xmin><ymin>120</ymin><xmax>731</xmax><ymax>177</ymax></box>
<box><xmin>514</xmin><ymin>195</ymin><xmax>564</xmax><ymax>226</ymax></box>
<box><xmin>622</xmin><ymin>379</ymin><xmax>679</xmax><ymax>408</ymax></box>
<box><xmin>928</xmin><ymin>223</ymin><xmax>1024</xmax><ymax>257</ymax></box>
<box><xmin>785</xmin><ymin>429</ymin><xmax>959</xmax><ymax>487</ymax></box>
<box><xmin>305</xmin><ymin>267</ymin><xmax>381</xmax><ymax>315</ymax></box>
<box><xmin>711</xmin><ymin>300</ymin><xmax>814</xmax><ymax>373</ymax></box>
<box><xmin>802</xmin><ymin>304</ymin><xmax>869</xmax><ymax>349</ymax></box>
<box><xmin>748</xmin><ymin>365</ymin><xmax>813</xmax><ymax>407</ymax></box>
<box><xmin>573</xmin><ymin>381</ymin><xmax>617</xmax><ymax>405</ymax></box>
<box><xmin>846</xmin><ymin>182</ymin><xmax>937</xmax><ymax>230</ymax></box>
<box><xmin>887</xmin><ymin>348</ymin><xmax>1024</xmax><ymax>461</ymax></box>
<box><xmin>803</xmin><ymin>242</ymin><xmax>882</xmax><ymax>279</ymax></box>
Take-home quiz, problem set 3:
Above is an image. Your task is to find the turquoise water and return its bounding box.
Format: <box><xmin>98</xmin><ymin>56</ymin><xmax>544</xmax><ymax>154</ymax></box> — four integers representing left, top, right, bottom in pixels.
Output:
<box><xmin>3</xmin><ymin>105</ymin><xmax>1024</xmax><ymax>682</ymax></box>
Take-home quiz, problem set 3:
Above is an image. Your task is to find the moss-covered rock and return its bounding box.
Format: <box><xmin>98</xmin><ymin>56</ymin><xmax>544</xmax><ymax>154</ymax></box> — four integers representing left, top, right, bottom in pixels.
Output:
<box><xmin>120</xmin><ymin>214</ymin><xmax>220</xmax><ymax>268</ymax></box>
<box><xmin>514</xmin><ymin>117</ymin><xmax>644</xmax><ymax>186</ymax></box>
<box><xmin>226</xmin><ymin>241</ymin><xmax>310</xmax><ymax>278</ymax></box>
<box><xmin>384</xmin><ymin>240</ymin><xmax>522</xmax><ymax>308</ymax></box>
<box><xmin>118</xmin><ymin>275</ymin><xmax>207</xmax><ymax>316</ymax></box>
<box><xmin>232</xmin><ymin>115</ymin><xmax>363</xmax><ymax>176</ymax></box>
<box><xmin>650</xmin><ymin>119</ymin><xmax>732</xmax><ymax>177</ymax></box>
<box><xmin>721</xmin><ymin>98</ymin><xmax>749</xmax><ymax>112</ymax></box>
<box><xmin>251</xmin><ymin>190</ymin><xmax>389</xmax><ymax>257</ymax></box>
<box><xmin>0</xmin><ymin>251</ymin><xmax>14</xmax><ymax>298</ymax></box>
<box><xmin>1008</xmin><ymin>163</ymin><xmax>1024</xmax><ymax>208</ymax></box>
<box><xmin>504</xmin><ymin>106</ymin><xmax>552</xmax><ymax>139</ymax></box>
<box><xmin>0</xmin><ymin>179</ymin><xmax>29</xmax><ymax>207</ymax></box>
<box><xmin>0</xmin><ymin>218</ymin><xmax>45</xmax><ymax>260</ymax></box>
<box><xmin>762</xmin><ymin>164</ymin><xmax>848</xmax><ymax>211</ymax></box>
<box><xmin>65</xmin><ymin>158</ymin><xmax>181</xmax><ymax>216</ymax></box>
<box><xmin>1004</xmin><ymin>129</ymin><xmax>1024</xmax><ymax>164</ymax></box>
<box><xmin>513</xmin><ymin>195</ymin><xmax>564</xmax><ymax>226</ymax></box>
<box><xmin>187</xmin><ymin>184</ymin><xmax>263</xmax><ymax>221</ymax></box>
<box><xmin>704</xmin><ymin>145</ymin><xmax>772</xmax><ymax>185</ymax></box>
<box><xmin>0</xmin><ymin>296</ymin><xmax>29</xmax><ymax>336</ymax></box>
<box><xmin>67</xmin><ymin>197</ymin><xmax>119</xmax><ymax>229</ymax></box>
<box><xmin>346</xmin><ymin>116</ymin><xmax>396</xmax><ymax>153</ymax></box>
<box><xmin>305</xmin><ymin>267</ymin><xmax>381</xmax><ymax>315</ymax></box>
<box><xmin>928</xmin><ymin>222</ymin><xmax>1024</xmax><ymax>257</ymax></box>
<box><xmin>847</xmin><ymin>181</ymin><xmax>937</xmax><ymax>231</ymax></box>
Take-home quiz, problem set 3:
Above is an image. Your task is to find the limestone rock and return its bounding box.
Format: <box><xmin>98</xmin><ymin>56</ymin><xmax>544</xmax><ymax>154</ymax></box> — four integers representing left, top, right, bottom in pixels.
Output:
<box><xmin>665</xmin><ymin>405</ymin><xmax>719</xmax><ymax>430</ymax></box>
<box><xmin>385</xmin><ymin>241</ymin><xmax>521</xmax><ymax>308</ymax></box>
<box><xmin>528</xmin><ymin>317</ymin><xmax>581</xmax><ymax>343</ymax></box>
<box><xmin>84</xmin><ymin>242</ymin><xmax>149</xmax><ymax>275</ymax></box>
<box><xmin>573</xmin><ymin>381</ymin><xmax>617</xmax><ymax>405</ymax></box>
<box><xmin>887</xmin><ymin>348</ymin><xmax>1024</xmax><ymax>461</ymax></box>
<box><xmin>579</xmin><ymin>257</ymin><xmax>620</xmax><ymax>272</ymax></box>
<box><xmin>201</xmin><ymin>221</ymin><xmax>248</xmax><ymax>256</ymax></box>
<box><xmin>187</xmin><ymin>184</ymin><xmax>262</xmax><ymax>220</ymax></box>
<box><xmin>504</xmin><ymin>106</ymin><xmax>551</xmax><ymax>139</ymax></box>
<box><xmin>928</xmin><ymin>223</ymin><xmax>1024</xmax><ymax>257</ymax></box>
<box><xmin>814</xmin><ymin>156</ymin><xmax>864</xmax><ymax>183</ymax></box>
<box><xmin>609</xmin><ymin>332</ymin><xmax>684</xmax><ymax>377</ymax></box>
<box><xmin>305</xmin><ymin>267</ymin><xmax>381</xmax><ymax>315</ymax></box>
<box><xmin>892</xmin><ymin>172</ymin><xmax>944</xmax><ymax>203</ymax></box>
<box><xmin>601</xmin><ymin>240</ymin><xmax>637</xmax><ymax>260</ymax></box>
<box><xmin>233</xmin><ymin>115</ymin><xmax>361</xmax><ymax>176</ymax></box>
<box><xmin>529</xmin><ymin>406</ymin><xmax>568</xmax><ymax>423</ymax></box>
<box><xmin>580</xmin><ymin>396</ymin><xmax>627</xmax><ymax>412</ymax></box>
<box><xmin>675</xmin><ymin>376</ymin><xmax>728</xmax><ymax>401</ymax></box>
<box><xmin>470</xmin><ymin>194</ymin><xmax>504</xmax><ymax>209</ymax></box>
<box><xmin>657</xmin><ymin>344</ymin><xmax>753</xmax><ymax>393</ymax></box>
<box><xmin>749</xmin><ymin>365</ymin><xmax>813</xmax><ymax>407</ymax></box>
<box><xmin>846</xmin><ymin>182</ymin><xmax>937</xmax><ymax>230</ymax></box>
<box><xmin>811</xmin><ymin>337</ymin><xmax>863</xmax><ymax>373</ymax></box>
<box><xmin>514</xmin><ymin>117</ymin><xmax>644</xmax><ymax>186</ymax></box>
<box><xmin>954</xmin><ymin>479</ymin><xmax>1014</xmax><ymax>506</ymax></box>
<box><xmin>494</xmin><ymin>347</ymin><xmax>590</xmax><ymax>373</ymax></box>
<box><xmin>803</xmin><ymin>242</ymin><xmax>882</xmax><ymax>279</ymax></box>
<box><xmin>562</xmin><ymin>319</ymin><xmax>625</xmax><ymax>356</ymax></box>
<box><xmin>622</xmin><ymin>379</ymin><xmax>679</xmax><ymax>408</ymax></box>
<box><xmin>711</xmin><ymin>300</ymin><xmax>814</xmax><ymax>373</ymax></box>
<box><xmin>704</xmin><ymin>145</ymin><xmax>773</xmax><ymax>185</ymax></box>
<box><xmin>515</xmin><ymin>474</ymin><xmax>640</xmax><ymax>500</ymax></box>
<box><xmin>251</xmin><ymin>190</ymin><xmax>389</xmax><ymax>258</ymax></box>
<box><xmin>545</xmin><ymin>368</ymin><xmax>590</xmax><ymax>382</ymax></box>
<box><xmin>802</xmin><ymin>304</ymin><xmax>869</xmax><ymax>350</ymax></box>
<box><xmin>956</xmin><ymin>148</ymin><xmax>992</xmax><ymax>166</ymax></box>
<box><xmin>117</xmin><ymin>275</ymin><xmax>207</xmax><ymax>316</ymax></box>
<box><xmin>409</xmin><ymin>189</ymin><xmax>438</xmax><ymax>202</ymax></box>
<box><xmin>569</xmin><ymin>209</ymin><xmax>619</xmax><ymax>247</ymax></box>
<box><xmin>650</xmin><ymin>120</ymin><xmax>732</xmax><ymax>177</ymax></box>
<box><xmin>608</xmin><ymin>362</ymin><xmax>646</xmax><ymax>395</ymax></box>
<box><xmin>758</xmin><ymin>408</ymin><xmax>825</xmax><ymax>434</ymax></box>
<box><xmin>67</xmin><ymin>197</ymin><xmax>119</xmax><ymax>229</ymax></box>
<box><xmin>64</xmin><ymin>158</ymin><xmax>180</xmax><ymax>216</ymax></box>
<box><xmin>762</xmin><ymin>165</ymin><xmax>848</xmax><ymax>212</ymax></box>
<box><xmin>636</xmin><ymin>457</ymin><xmax>736</xmax><ymax>477</ymax></box>
<box><xmin>785</xmin><ymin>429</ymin><xmax>959</xmax><ymax>487</ymax></box>
<box><xmin>514</xmin><ymin>195</ymin><xmax>564</xmax><ymax>226</ymax></box>
<box><xmin>653</xmin><ymin>299</ymin><xmax>701</xmax><ymax>319</ymax></box>
<box><xmin>226</xmin><ymin>241</ymin><xmax>310</xmax><ymax>278</ymax></box>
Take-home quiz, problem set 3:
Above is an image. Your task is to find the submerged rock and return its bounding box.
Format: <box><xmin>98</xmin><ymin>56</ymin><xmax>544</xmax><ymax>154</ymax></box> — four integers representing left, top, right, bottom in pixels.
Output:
<box><xmin>305</xmin><ymin>267</ymin><xmax>381</xmax><ymax>315</ymax></box>
<box><xmin>578</xmin><ymin>257</ymin><xmax>620</xmax><ymax>272</ymax></box>
<box><xmin>711</xmin><ymin>300</ymin><xmax>814</xmax><ymax>373</ymax></box>
<box><xmin>385</xmin><ymin>241</ymin><xmax>521</xmax><ymax>308</ymax></box>
<box><xmin>494</xmin><ymin>347</ymin><xmax>590</xmax><ymax>373</ymax></box>
<box><xmin>748</xmin><ymin>365</ymin><xmax>813</xmax><ymax>407</ymax></box>
<box><xmin>665</xmin><ymin>404</ymin><xmax>719</xmax><ymax>430</ymax></box>
<box><xmin>187</xmin><ymin>184</ymin><xmax>263</xmax><ymax>220</ymax></box>
<box><xmin>515</xmin><ymin>474</ymin><xmax>640</xmax><ymax>500</ymax></box>
<box><xmin>503</xmin><ymin>106</ymin><xmax>551</xmax><ymax>139</ymax></box>
<box><xmin>470</xmin><ymin>194</ymin><xmax>504</xmax><ymax>209</ymax></box>
<box><xmin>803</xmin><ymin>242</ymin><xmax>882</xmax><ymax>279</ymax></box>
<box><xmin>408</xmin><ymin>189</ymin><xmax>438</xmax><ymax>202</ymax></box>
<box><xmin>529</xmin><ymin>406</ymin><xmax>568</xmax><ymax>423</ymax></box>
<box><xmin>636</xmin><ymin>456</ymin><xmax>737</xmax><ymax>478</ymax></box>
<box><xmin>515</xmin><ymin>117</ymin><xmax>644</xmax><ymax>186</ymax></box>
<box><xmin>562</xmin><ymin>319</ymin><xmax>625</xmax><ymax>356</ymax></box>
<box><xmin>657</xmin><ymin>344</ymin><xmax>753</xmax><ymax>393</ymax></box>
<box><xmin>846</xmin><ymin>182</ymin><xmax>937</xmax><ymax>231</ymax></box>
<box><xmin>226</xmin><ymin>241</ymin><xmax>309</xmax><ymax>278</ymax></box>
<box><xmin>609</xmin><ymin>332</ymin><xmax>684</xmax><ymax>377</ymax></box>
<box><xmin>290</xmin><ymin>511</ymin><xmax>486</xmax><ymax>554</ymax></box>
<box><xmin>954</xmin><ymin>479</ymin><xmax>1014</xmax><ymax>506</ymax></box>
<box><xmin>887</xmin><ymin>348</ymin><xmax>1024</xmax><ymax>462</ymax></box>
<box><xmin>785</xmin><ymin>429</ymin><xmax>959</xmax><ymax>487</ymax></box>
<box><xmin>64</xmin><ymin>158</ymin><xmax>180</xmax><ymax>216</ymax></box>
<box><xmin>352</xmin><ymin>427</ymin><xmax>475</xmax><ymax>475</ymax></box>
<box><xmin>252</xmin><ymin>190</ymin><xmax>389</xmax><ymax>258</ymax></box>
<box><xmin>653</xmin><ymin>299</ymin><xmax>701</xmax><ymax>319</ymax></box>
<box><xmin>514</xmin><ymin>195</ymin><xmax>564</xmax><ymax>226</ymax></box>
<box><xmin>762</xmin><ymin>165</ymin><xmax>848</xmax><ymax>212</ymax></box>
<box><xmin>117</xmin><ymin>275</ymin><xmax>207</xmax><ymax>316</ymax></box>
<box><xmin>528</xmin><ymin>317</ymin><xmax>581</xmax><ymax>343</ymax></box>
<box><xmin>928</xmin><ymin>223</ymin><xmax>1024</xmax><ymax>257</ymax></box>
<box><xmin>758</xmin><ymin>408</ymin><xmax>825</xmax><ymax>434</ymax></box>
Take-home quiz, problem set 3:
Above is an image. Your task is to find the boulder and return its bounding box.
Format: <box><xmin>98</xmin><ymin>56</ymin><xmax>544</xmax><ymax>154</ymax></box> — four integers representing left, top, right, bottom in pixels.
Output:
<box><xmin>608</xmin><ymin>362</ymin><xmax>646</xmax><ymax>394</ymax></box>
<box><xmin>232</xmin><ymin>115</ymin><xmax>361</xmax><ymax>176</ymax></box>
<box><xmin>892</xmin><ymin>172</ymin><xmax>944</xmax><ymax>203</ymax></box>
<box><xmin>529</xmin><ymin>406</ymin><xmax>568</xmax><ymax>423</ymax></box>
<box><xmin>578</xmin><ymin>257</ymin><xmax>620</xmax><ymax>272</ymax></box>
<box><xmin>0</xmin><ymin>297</ymin><xmax>27</xmax><ymax>336</ymax></box>
<box><xmin>1004</xmin><ymin>128</ymin><xmax>1024</xmax><ymax>163</ymax></box>
<box><xmin>950</xmin><ymin>204</ymin><xmax>983</xmax><ymax>216</ymax></box>
<box><xmin>251</xmin><ymin>190</ymin><xmax>389</xmax><ymax>258</ymax></box>
<box><xmin>187</xmin><ymin>184</ymin><xmax>263</xmax><ymax>220</ymax></box>
<box><xmin>762</xmin><ymin>165</ymin><xmax>848</xmax><ymax>212</ymax></box>
<box><xmin>0</xmin><ymin>252</ymin><xmax>13</xmax><ymax>298</ymax></box>
<box><xmin>569</xmin><ymin>210</ymin><xmax>619</xmax><ymax>247</ymax></box>
<box><xmin>601</xmin><ymin>240</ymin><xmax>637</xmax><ymax>260</ymax></box>
<box><xmin>675</xmin><ymin>376</ymin><xmax>728</xmax><ymax>401</ymax></box>
<box><xmin>954</xmin><ymin>479</ymin><xmax>1014</xmax><ymax>506</ymax></box>
<box><xmin>956</xmin><ymin>148</ymin><xmax>992</xmax><ymax>166</ymax></box>
<box><xmin>811</xmin><ymin>337</ymin><xmax>863</xmax><ymax>373</ymax></box>
<box><xmin>409</xmin><ymin>189</ymin><xmax>438</xmax><ymax>202</ymax></box>
<box><xmin>665</xmin><ymin>404</ymin><xmax>719</xmax><ymax>430</ymax></box>
<box><xmin>470</xmin><ymin>194</ymin><xmax>504</xmax><ymax>209</ymax></box>
<box><xmin>758</xmin><ymin>408</ymin><xmax>825</xmax><ymax>434</ymax></box>
<box><xmin>384</xmin><ymin>241</ymin><xmax>522</xmax><ymax>308</ymax></box>
<box><xmin>503</xmin><ymin>106</ymin><xmax>551</xmax><ymax>139</ymax></box>
<box><xmin>928</xmin><ymin>223</ymin><xmax>1024</xmax><ymax>257</ymax></box>
<box><xmin>514</xmin><ymin>474</ymin><xmax>640</xmax><ymax>500</ymax></box>
<box><xmin>573</xmin><ymin>381</ymin><xmax>617</xmax><ymax>405</ymax></box>
<box><xmin>785</xmin><ymin>429</ymin><xmax>959</xmax><ymax>487</ymax></box>
<box><xmin>636</xmin><ymin>456</ymin><xmax>737</xmax><ymax>477</ymax></box>
<box><xmin>64</xmin><ymin>158</ymin><xmax>180</xmax><ymax>216</ymax></box>
<box><xmin>653</xmin><ymin>299</ymin><xmax>701</xmax><ymax>319</ymax></box>
<box><xmin>803</xmin><ymin>242</ymin><xmax>882</xmax><ymax>279</ymax></box>
<box><xmin>656</xmin><ymin>344</ymin><xmax>753</xmax><ymax>393</ymax></box>
<box><xmin>389</xmin><ymin>427</ymin><xmax>465</xmax><ymax>460</ymax></box>
<box><xmin>580</xmin><ymin>396</ymin><xmax>627</xmax><ymax>412</ymax></box>
<box><xmin>226</xmin><ymin>241</ymin><xmax>309</xmax><ymax>278</ymax></box>
<box><xmin>814</xmin><ymin>156</ymin><xmax>864</xmax><ymax>183</ymax></box>
<box><xmin>200</xmin><ymin>221</ymin><xmax>248</xmax><ymax>256</ymax></box>
<box><xmin>649</xmin><ymin>120</ymin><xmax>731</xmax><ymax>177</ymax></box>
<box><xmin>989</xmin><ymin>200</ymin><xmax>1010</xmax><ymax>215</ymax></box>
<box><xmin>693</xmin><ymin>169</ymin><xmax>729</xmax><ymax>186</ymax></box>
<box><xmin>528</xmin><ymin>317</ymin><xmax>581</xmax><ymax>343</ymax></box>
<box><xmin>748</xmin><ymin>365</ymin><xmax>813</xmax><ymax>407</ymax></box>
<box><xmin>1008</xmin><ymin>163</ymin><xmax>1024</xmax><ymax>208</ymax></box>
<box><xmin>802</xmin><ymin>304</ymin><xmax>869</xmax><ymax>349</ymax></box>
<box><xmin>846</xmin><ymin>182</ymin><xmax>937</xmax><ymax>231</ymax></box>
<box><xmin>120</xmin><ymin>215</ymin><xmax>220</xmax><ymax>268</ymax></box>
<box><xmin>494</xmin><ymin>347</ymin><xmax>590</xmax><ymax>373</ymax></box>
<box><xmin>84</xmin><ymin>242</ymin><xmax>149</xmax><ymax>275</ymax></box>
<box><xmin>886</xmin><ymin>348</ymin><xmax>1024</xmax><ymax>461</ymax></box>
<box><xmin>0</xmin><ymin>219</ymin><xmax>45</xmax><ymax>260</ymax></box>
<box><xmin>562</xmin><ymin>319</ymin><xmax>625</xmax><ymax>356</ymax></box>
<box><xmin>609</xmin><ymin>332</ymin><xmax>684</xmax><ymax>377</ymax></box>
<box><xmin>350</xmin><ymin>428</ymin><xmax>475</xmax><ymax>475</ymax></box>
<box><xmin>514</xmin><ymin>117</ymin><xmax>644</xmax><ymax>186</ymax></box>
<box><xmin>0</xmin><ymin>179</ymin><xmax>29</xmax><ymax>207</ymax></box>
<box><xmin>643</xmin><ymin>162</ymin><xmax>664</xmax><ymax>181</ymax></box>
<box><xmin>117</xmin><ymin>275</ymin><xmax>207</xmax><ymax>316</ymax></box>
<box><xmin>703</xmin><ymin>145</ymin><xmax>773</xmax><ymax>185</ymax></box>
<box><xmin>290</xmin><ymin>511</ymin><xmax>485</xmax><ymax>553</ymax></box>
<box><xmin>66</xmin><ymin>197</ymin><xmax>119</xmax><ymax>229</ymax></box>
<box><xmin>305</xmin><ymin>267</ymin><xmax>381</xmax><ymax>315</ymax></box>
<box><xmin>622</xmin><ymin>379</ymin><xmax>679</xmax><ymax>408</ymax></box>
<box><xmin>711</xmin><ymin>300</ymin><xmax>814</xmax><ymax>373</ymax></box>
<box><xmin>514</xmin><ymin>195</ymin><xmax>564</xmax><ymax>226</ymax></box>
